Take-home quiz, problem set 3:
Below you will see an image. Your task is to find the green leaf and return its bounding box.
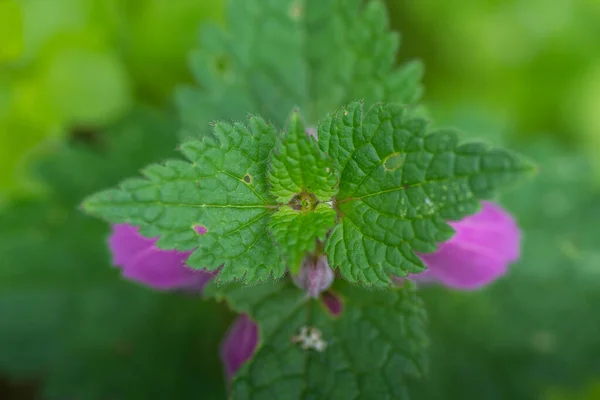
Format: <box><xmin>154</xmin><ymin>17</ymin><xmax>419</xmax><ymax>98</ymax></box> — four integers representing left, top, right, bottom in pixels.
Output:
<box><xmin>83</xmin><ymin>116</ymin><xmax>285</xmax><ymax>283</ymax></box>
<box><xmin>206</xmin><ymin>280</ymin><xmax>427</xmax><ymax>400</ymax></box>
<box><xmin>268</xmin><ymin>110</ymin><xmax>338</xmax><ymax>203</ymax></box>
<box><xmin>177</xmin><ymin>0</ymin><xmax>422</xmax><ymax>135</ymax></box>
<box><xmin>268</xmin><ymin>204</ymin><xmax>337</xmax><ymax>273</ymax></box>
<box><xmin>321</xmin><ymin>102</ymin><xmax>536</xmax><ymax>286</ymax></box>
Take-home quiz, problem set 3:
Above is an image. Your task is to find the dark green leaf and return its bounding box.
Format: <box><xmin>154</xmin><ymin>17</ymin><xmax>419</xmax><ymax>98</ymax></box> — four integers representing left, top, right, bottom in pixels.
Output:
<box><xmin>83</xmin><ymin>117</ymin><xmax>285</xmax><ymax>283</ymax></box>
<box><xmin>206</xmin><ymin>280</ymin><xmax>427</xmax><ymax>400</ymax></box>
<box><xmin>322</xmin><ymin>102</ymin><xmax>536</xmax><ymax>286</ymax></box>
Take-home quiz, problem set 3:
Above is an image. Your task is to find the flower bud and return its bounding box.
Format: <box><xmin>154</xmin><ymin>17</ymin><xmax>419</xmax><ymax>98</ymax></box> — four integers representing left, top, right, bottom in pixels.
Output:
<box><xmin>221</xmin><ymin>314</ymin><xmax>258</xmax><ymax>382</ymax></box>
<box><xmin>292</xmin><ymin>255</ymin><xmax>334</xmax><ymax>298</ymax></box>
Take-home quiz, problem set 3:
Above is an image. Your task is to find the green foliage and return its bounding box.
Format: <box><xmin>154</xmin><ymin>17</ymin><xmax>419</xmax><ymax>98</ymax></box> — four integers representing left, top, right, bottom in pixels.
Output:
<box><xmin>206</xmin><ymin>280</ymin><xmax>427</xmax><ymax>400</ymax></box>
<box><xmin>268</xmin><ymin>204</ymin><xmax>336</xmax><ymax>273</ymax></box>
<box><xmin>177</xmin><ymin>0</ymin><xmax>422</xmax><ymax>135</ymax></box>
<box><xmin>83</xmin><ymin>116</ymin><xmax>285</xmax><ymax>283</ymax></box>
<box><xmin>0</xmin><ymin>0</ymin><xmax>223</xmax><ymax>199</ymax></box>
<box><xmin>84</xmin><ymin>101</ymin><xmax>534</xmax><ymax>287</ymax></box>
<box><xmin>267</xmin><ymin>110</ymin><xmax>338</xmax><ymax>203</ymax></box>
<box><xmin>0</xmin><ymin>108</ymin><xmax>230</xmax><ymax>398</ymax></box>
<box><xmin>1</xmin><ymin>0</ymin><xmax>566</xmax><ymax>398</ymax></box>
<box><xmin>0</xmin><ymin>1</ymin><xmax>22</xmax><ymax>62</ymax></box>
<box><xmin>46</xmin><ymin>50</ymin><xmax>131</xmax><ymax>125</ymax></box>
<box><xmin>410</xmin><ymin>138</ymin><xmax>600</xmax><ymax>400</ymax></box>
<box><xmin>322</xmin><ymin>102</ymin><xmax>536</xmax><ymax>286</ymax></box>
<box><xmin>545</xmin><ymin>380</ymin><xmax>600</xmax><ymax>400</ymax></box>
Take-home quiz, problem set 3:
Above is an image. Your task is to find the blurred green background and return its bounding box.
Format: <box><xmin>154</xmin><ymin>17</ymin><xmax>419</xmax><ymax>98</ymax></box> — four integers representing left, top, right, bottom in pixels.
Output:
<box><xmin>1</xmin><ymin>0</ymin><xmax>599</xmax><ymax>399</ymax></box>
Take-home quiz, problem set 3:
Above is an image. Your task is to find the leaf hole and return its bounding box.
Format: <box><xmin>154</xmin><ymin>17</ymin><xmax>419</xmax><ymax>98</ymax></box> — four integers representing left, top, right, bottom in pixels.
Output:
<box><xmin>383</xmin><ymin>152</ymin><xmax>403</xmax><ymax>171</ymax></box>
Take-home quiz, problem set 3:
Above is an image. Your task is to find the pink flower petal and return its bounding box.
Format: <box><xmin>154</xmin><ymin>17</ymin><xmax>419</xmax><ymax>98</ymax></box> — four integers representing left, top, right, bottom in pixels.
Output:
<box><xmin>221</xmin><ymin>315</ymin><xmax>258</xmax><ymax>382</ymax></box>
<box><xmin>413</xmin><ymin>201</ymin><xmax>521</xmax><ymax>290</ymax></box>
<box><xmin>292</xmin><ymin>255</ymin><xmax>334</xmax><ymax>298</ymax></box>
<box><xmin>108</xmin><ymin>223</ymin><xmax>213</xmax><ymax>291</ymax></box>
<box><xmin>322</xmin><ymin>292</ymin><xmax>343</xmax><ymax>316</ymax></box>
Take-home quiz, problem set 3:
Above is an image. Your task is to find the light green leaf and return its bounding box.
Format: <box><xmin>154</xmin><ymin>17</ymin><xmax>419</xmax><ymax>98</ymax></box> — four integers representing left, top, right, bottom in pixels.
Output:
<box><xmin>83</xmin><ymin>116</ymin><xmax>285</xmax><ymax>283</ymax></box>
<box><xmin>268</xmin><ymin>204</ymin><xmax>337</xmax><ymax>273</ymax></box>
<box><xmin>268</xmin><ymin>110</ymin><xmax>338</xmax><ymax>203</ymax></box>
<box><xmin>322</xmin><ymin>102</ymin><xmax>536</xmax><ymax>286</ymax></box>
<box><xmin>177</xmin><ymin>0</ymin><xmax>422</xmax><ymax>135</ymax></box>
<box><xmin>206</xmin><ymin>280</ymin><xmax>427</xmax><ymax>400</ymax></box>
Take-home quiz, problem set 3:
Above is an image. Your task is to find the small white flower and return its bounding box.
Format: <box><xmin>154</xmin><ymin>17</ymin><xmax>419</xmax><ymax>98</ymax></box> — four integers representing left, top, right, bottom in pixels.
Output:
<box><xmin>291</xmin><ymin>326</ymin><xmax>328</xmax><ymax>352</ymax></box>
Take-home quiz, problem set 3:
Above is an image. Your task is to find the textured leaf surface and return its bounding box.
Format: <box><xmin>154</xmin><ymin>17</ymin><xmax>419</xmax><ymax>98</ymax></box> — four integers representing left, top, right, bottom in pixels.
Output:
<box><xmin>177</xmin><ymin>0</ymin><xmax>422</xmax><ymax>135</ymax></box>
<box><xmin>268</xmin><ymin>204</ymin><xmax>337</xmax><ymax>273</ymax></box>
<box><xmin>206</xmin><ymin>280</ymin><xmax>427</xmax><ymax>400</ymax></box>
<box><xmin>83</xmin><ymin>117</ymin><xmax>285</xmax><ymax>283</ymax></box>
<box><xmin>268</xmin><ymin>110</ymin><xmax>338</xmax><ymax>202</ymax></box>
<box><xmin>321</xmin><ymin>102</ymin><xmax>536</xmax><ymax>286</ymax></box>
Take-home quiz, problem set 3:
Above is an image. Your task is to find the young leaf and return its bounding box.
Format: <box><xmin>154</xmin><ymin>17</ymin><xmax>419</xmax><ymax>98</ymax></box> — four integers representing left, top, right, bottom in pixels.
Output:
<box><xmin>268</xmin><ymin>110</ymin><xmax>338</xmax><ymax>203</ymax></box>
<box><xmin>321</xmin><ymin>102</ymin><xmax>536</xmax><ymax>286</ymax></box>
<box><xmin>83</xmin><ymin>117</ymin><xmax>285</xmax><ymax>283</ymax></box>
<box><xmin>177</xmin><ymin>0</ymin><xmax>422</xmax><ymax>135</ymax></box>
<box><xmin>206</xmin><ymin>280</ymin><xmax>427</xmax><ymax>400</ymax></box>
<box><xmin>268</xmin><ymin>204</ymin><xmax>337</xmax><ymax>273</ymax></box>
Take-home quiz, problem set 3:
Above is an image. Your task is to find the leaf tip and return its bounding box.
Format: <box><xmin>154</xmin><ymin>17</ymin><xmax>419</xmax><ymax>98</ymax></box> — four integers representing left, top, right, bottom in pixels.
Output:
<box><xmin>79</xmin><ymin>195</ymin><xmax>96</xmax><ymax>214</ymax></box>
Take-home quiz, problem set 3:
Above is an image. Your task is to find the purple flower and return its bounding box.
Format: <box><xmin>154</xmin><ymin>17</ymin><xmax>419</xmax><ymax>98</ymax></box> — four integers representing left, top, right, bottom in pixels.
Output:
<box><xmin>292</xmin><ymin>255</ymin><xmax>335</xmax><ymax>298</ymax></box>
<box><xmin>221</xmin><ymin>314</ymin><xmax>259</xmax><ymax>382</ymax></box>
<box><xmin>108</xmin><ymin>223</ymin><xmax>213</xmax><ymax>291</ymax></box>
<box><xmin>220</xmin><ymin>293</ymin><xmax>343</xmax><ymax>381</ymax></box>
<box><xmin>413</xmin><ymin>201</ymin><xmax>521</xmax><ymax>290</ymax></box>
<box><xmin>321</xmin><ymin>292</ymin><xmax>343</xmax><ymax>316</ymax></box>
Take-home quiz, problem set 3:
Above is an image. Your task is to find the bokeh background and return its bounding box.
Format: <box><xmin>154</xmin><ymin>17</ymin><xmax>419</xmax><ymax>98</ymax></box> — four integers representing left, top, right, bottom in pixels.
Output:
<box><xmin>1</xmin><ymin>0</ymin><xmax>599</xmax><ymax>399</ymax></box>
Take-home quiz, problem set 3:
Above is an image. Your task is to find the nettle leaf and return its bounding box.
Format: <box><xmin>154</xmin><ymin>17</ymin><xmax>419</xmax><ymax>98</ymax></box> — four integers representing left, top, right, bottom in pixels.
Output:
<box><xmin>321</xmin><ymin>102</ymin><xmax>536</xmax><ymax>286</ymax></box>
<box><xmin>206</xmin><ymin>280</ymin><xmax>427</xmax><ymax>400</ymax></box>
<box><xmin>83</xmin><ymin>117</ymin><xmax>285</xmax><ymax>283</ymax></box>
<box><xmin>268</xmin><ymin>204</ymin><xmax>337</xmax><ymax>273</ymax></box>
<box><xmin>177</xmin><ymin>0</ymin><xmax>422</xmax><ymax>135</ymax></box>
<box><xmin>268</xmin><ymin>110</ymin><xmax>338</xmax><ymax>202</ymax></box>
